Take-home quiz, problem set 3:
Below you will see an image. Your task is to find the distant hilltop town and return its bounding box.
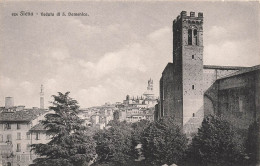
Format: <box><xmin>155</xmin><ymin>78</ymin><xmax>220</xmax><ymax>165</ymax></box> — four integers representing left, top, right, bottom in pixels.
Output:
<box><xmin>79</xmin><ymin>78</ymin><xmax>158</xmax><ymax>129</ymax></box>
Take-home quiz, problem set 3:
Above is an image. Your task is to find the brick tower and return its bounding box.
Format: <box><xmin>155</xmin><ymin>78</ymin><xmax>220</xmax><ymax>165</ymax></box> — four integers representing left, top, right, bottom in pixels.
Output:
<box><xmin>172</xmin><ymin>11</ymin><xmax>204</xmax><ymax>133</ymax></box>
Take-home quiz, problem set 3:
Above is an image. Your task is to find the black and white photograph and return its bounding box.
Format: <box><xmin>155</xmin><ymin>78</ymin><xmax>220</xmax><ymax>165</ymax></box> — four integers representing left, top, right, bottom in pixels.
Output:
<box><xmin>0</xmin><ymin>1</ymin><xmax>259</xmax><ymax>166</ymax></box>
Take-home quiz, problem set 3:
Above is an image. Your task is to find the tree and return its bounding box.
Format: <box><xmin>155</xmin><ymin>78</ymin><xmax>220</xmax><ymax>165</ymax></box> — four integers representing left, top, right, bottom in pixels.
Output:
<box><xmin>113</xmin><ymin>110</ymin><xmax>120</xmax><ymax>121</ymax></box>
<box><xmin>93</xmin><ymin>120</ymin><xmax>137</xmax><ymax>166</ymax></box>
<box><xmin>245</xmin><ymin>119</ymin><xmax>259</xmax><ymax>165</ymax></box>
<box><xmin>141</xmin><ymin>116</ymin><xmax>188</xmax><ymax>166</ymax></box>
<box><xmin>131</xmin><ymin>119</ymin><xmax>150</xmax><ymax>146</ymax></box>
<box><xmin>186</xmin><ymin>115</ymin><xmax>245</xmax><ymax>166</ymax></box>
<box><xmin>31</xmin><ymin>92</ymin><xmax>96</xmax><ymax>166</ymax></box>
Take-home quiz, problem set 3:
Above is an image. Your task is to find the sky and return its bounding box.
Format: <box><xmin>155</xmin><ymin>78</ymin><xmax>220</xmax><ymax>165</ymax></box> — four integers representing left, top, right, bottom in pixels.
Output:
<box><xmin>0</xmin><ymin>1</ymin><xmax>259</xmax><ymax>108</ymax></box>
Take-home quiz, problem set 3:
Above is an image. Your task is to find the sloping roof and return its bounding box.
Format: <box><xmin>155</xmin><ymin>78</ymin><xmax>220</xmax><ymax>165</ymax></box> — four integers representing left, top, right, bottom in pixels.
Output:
<box><xmin>203</xmin><ymin>65</ymin><xmax>248</xmax><ymax>70</ymax></box>
<box><xmin>162</xmin><ymin>63</ymin><xmax>173</xmax><ymax>74</ymax></box>
<box><xmin>30</xmin><ymin>123</ymin><xmax>46</xmax><ymax>131</ymax></box>
<box><xmin>218</xmin><ymin>65</ymin><xmax>260</xmax><ymax>80</ymax></box>
<box><xmin>0</xmin><ymin>109</ymin><xmax>47</xmax><ymax>122</ymax></box>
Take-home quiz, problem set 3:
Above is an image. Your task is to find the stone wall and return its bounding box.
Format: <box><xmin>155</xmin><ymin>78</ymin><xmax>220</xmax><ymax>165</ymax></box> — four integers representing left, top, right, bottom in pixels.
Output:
<box><xmin>180</xmin><ymin>12</ymin><xmax>204</xmax><ymax>130</ymax></box>
<box><xmin>217</xmin><ymin>71</ymin><xmax>258</xmax><ymax>129</ymax></box>
<box><xmin>203</xmin><ymin>67</ymin><xmax>243</xmax><ymax>116</ymax></box>
<box><xmin>172</xmin><ymin>14</ymin><xmax>184</xmax><ymax>127</ymax></box>
<box><xmin>182</xmin><ymin>46</ymin><xmax>204</xmax><ymax>127</ymax></box>
<box><xmin>204</xmin><ymin>68</ymin><xmax>259</xmax><ymax>129</ymax></box>
<box><xmin>160</xmin><ymin>63</ymin><xmax>176</xmax><ymax>118</ymax></box>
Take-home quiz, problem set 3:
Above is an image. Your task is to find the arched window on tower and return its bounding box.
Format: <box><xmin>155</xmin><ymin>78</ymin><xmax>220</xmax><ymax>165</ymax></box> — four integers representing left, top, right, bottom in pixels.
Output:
<box><xmin>188</xmin><ymin>29</ymin><xmax>192</xmax><ymax>45</ymax></box>
<box><xmin>194</xmin><ymin>29</ymin><xmax>198</xmax><ymax>45</ymax></box>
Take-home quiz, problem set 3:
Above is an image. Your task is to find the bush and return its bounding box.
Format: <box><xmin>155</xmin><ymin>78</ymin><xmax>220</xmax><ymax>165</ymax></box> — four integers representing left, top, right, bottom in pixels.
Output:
<box><xmin>141</xmin><ymin>116</ymin><xmax>188</xmax><ymax>166</ymax></box>
<box><xmin>186</xmin><ymin>115</ymin><xmax>246</xmax><ymax>166</ymax></box>
<box><xmin>93</xmin><ymin>120</ymin><xmax>136</xmax><ymax>166</ymax></box>
<box><xmin>131</xmin><ymin>119</ymin><xmax>151</xmax><ymax>146</ymax></box>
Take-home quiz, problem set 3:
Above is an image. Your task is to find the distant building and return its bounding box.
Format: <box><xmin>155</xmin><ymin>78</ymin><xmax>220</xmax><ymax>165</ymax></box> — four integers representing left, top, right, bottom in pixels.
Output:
<box><xmin>120</xmin><ymin>107</ymin><xmax>154</xmax><ymax>123</ymax></box>
<box><xmin>119</xmin><ymin>79</ymin><xmax>158</xmax><ymax>123</ymax></box>
<box><xmin>0</xmin><ymin>108</ymin><xmax>49</xmax><ymax>166</ymax></box>
<box><xmin>79</xmin><ymin>79</ymin><xmax>158</xmax><ymax>128</ymax></box>
<box><xmin>123</xmin><ymin>78</ymin><xmax>157</xmax><ymax>108</ymax></box>
<box><xmin>5</xmin><ymin>97</ymin><xmax>14</xmax><ymax>109</ymax></box>
<box><xmin>79</xmin><ymin>103</ymin><xmax>116</xmax><ymax>130</ymax></box>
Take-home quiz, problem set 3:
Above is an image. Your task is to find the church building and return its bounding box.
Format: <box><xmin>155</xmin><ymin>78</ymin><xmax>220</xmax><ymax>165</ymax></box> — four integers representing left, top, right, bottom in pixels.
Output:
<box><xmin>157</xmin><ymin>11</ymin><xmax>260</xmax><ymax>137</ymax></box>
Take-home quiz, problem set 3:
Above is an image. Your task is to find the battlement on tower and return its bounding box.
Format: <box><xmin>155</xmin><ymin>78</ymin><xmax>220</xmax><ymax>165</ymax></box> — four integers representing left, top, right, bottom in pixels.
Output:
<box><xmin>180</xmin><ymin>11</ymin><xmax>203</xmax><ymax>18</ymax></box>
<box><xmin>173</xmin><ymin>11</ymin><xmax>203</xmax><ymax>24</ymax></box>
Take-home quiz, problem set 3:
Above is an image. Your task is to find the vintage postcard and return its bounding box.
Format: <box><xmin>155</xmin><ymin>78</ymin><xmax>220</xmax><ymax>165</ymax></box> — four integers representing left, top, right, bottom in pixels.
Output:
<box><xmin>0</xmin><ymin>1</ymin><xmax>259</xmax><ymax>166</ymax></box>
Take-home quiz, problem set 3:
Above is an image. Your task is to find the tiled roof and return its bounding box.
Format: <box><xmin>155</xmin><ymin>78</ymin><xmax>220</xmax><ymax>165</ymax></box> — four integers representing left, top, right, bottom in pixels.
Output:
<box><xmin>30</xmin><ymin>123</ymin><xmax>46</xmax><ymax>131</ymax></box>
<box><xmin>0</xmin><ymin>109</ymin><xmax>47</xmax><ymax>122</ymax></box>
<box><xmin>217</xmin><ymin>65</ymin><xmax>260</xmax><ymax>80</ymax></box>
<box><xmin>203</xmin><ymin>65</ymin><xmax>248</xmax><ymax>70</ymax></box>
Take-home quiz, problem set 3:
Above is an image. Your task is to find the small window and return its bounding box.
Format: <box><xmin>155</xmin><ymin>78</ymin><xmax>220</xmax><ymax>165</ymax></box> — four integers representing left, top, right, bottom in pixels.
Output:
<box><xmin>17</xmin><ymin>132</ymin><xmax>21</xmax><ymax>140</ymax></box>
<box><xmin>17</xmin><ymin>123</ymin><xmax>21</xmax><ymax>130</ymax></box>
<box><xmin>5</xmin><ymin>123</ymin><xmax>11</xmax><ymax>130</ymax></box>
<box><xmin>27</xmin><ymin>123</ymin><xmax>31</xmax><ymax>129</ymax></box>
<box><xmin>192</xmin><ymin>55</ymin><xmax>194</xmax><ymax>59</ymax></box>
<box><xmin>7</xmin><ymin>134</ymin><xmax>12</xmax><ymax>142</ymax></box>
<box><xmin>17</xmin><ymin>155</ymin><xmax>21</xmax><ymax>161</ymax></box>
<box><xmin>27</xmin><ymin>144</ymin><xmax>31</xmax><ymax>151</ymax></box>
<box><xmin>26</xmin><ymin>132</ymin><xmax>30</xmax><ymax>139</ymax></box>
<box><xmin>17</xmin><ymin>143</ymin><xmax>21</xmax><ymax>152</ymax></box>
<box><xmin>36</xmin><ymin>133</ymin><xmax>40</xmax><ymax>140</ymax></box>
<box><xmin>0</xmin><ymin>134</ymin><xmax>3</xmax><ymax>142</ymax></box>
<box><xmin>194</xmin><ymin>29</ymin><xmax>198</xmax><ymax>45</ymax></box>
<box><xmin>192</xmin><ymin>113</ymin><xmax>195</xmax><ymax>117</ymax></box>
<box><xmin>188</xmin><ymin>29</ymin><xmax>192</xmax><ymax>45</ymax></box>
<box><xmin>192</xmin><ymin>85</ymin><xmax>195</xmax><ymax>90</ymax></box>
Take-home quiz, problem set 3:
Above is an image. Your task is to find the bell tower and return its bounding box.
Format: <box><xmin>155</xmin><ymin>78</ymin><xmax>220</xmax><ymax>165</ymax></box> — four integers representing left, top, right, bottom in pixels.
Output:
<box><xmin>40</xmin><ymin>84</ymin><xmax>44</xmax><ymax>109</ymax></box>
<box><xmin>147</xmin><ymin>78</ymin><xmax>153</xmax><ymax>91</ymax></box>
<box><xmin>172</xmin><ymin>11</ymin><xmax>204</xmax><ymax>133</ymax></box>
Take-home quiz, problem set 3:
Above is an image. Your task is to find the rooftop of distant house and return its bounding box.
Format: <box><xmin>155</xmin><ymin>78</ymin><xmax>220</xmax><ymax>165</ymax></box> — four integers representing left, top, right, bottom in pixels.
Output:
<box><xmin>127</xmin><ymin>113</ymin><xmax>154</xmax><ymax>117</ymax></box>
<box><xmin>30</xmin><ymin>123</ymin><xmax>46</xmax><ymax>131</ymax></box>
<box><xmin>0</xmin><ymin>109</ymin><xmax>48</xmax><ymax>122</ymax></box>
